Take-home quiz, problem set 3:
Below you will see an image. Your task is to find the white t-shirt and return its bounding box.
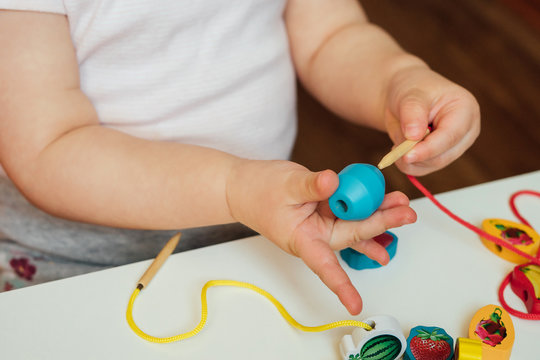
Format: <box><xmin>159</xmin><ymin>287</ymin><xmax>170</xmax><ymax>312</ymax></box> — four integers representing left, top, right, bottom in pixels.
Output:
<box><xmin>0</xmin><ymin>0</ymin><xmax>297</xmax><ymax>269</ymax></box>
<box><xmin>0</xmin><ymin>0</ymin><xmax>297</xmax><ymax>175</ymax></box>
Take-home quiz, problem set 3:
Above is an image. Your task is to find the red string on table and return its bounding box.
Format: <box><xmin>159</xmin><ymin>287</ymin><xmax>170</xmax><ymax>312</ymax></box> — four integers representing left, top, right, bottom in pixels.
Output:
<box><xmin>407</xmin><ymin>175</ymin><xmax>540</xmax><ymax>320</ymax></box>
<box><xmin>407</xmin><ymin>175</ymin><xmax>540</xmax><ymax>266</ymax></box>
<box><xmin>509</xmin><ymin>190</ymin><xmax>539</xmax><ymax>230</ymax></box>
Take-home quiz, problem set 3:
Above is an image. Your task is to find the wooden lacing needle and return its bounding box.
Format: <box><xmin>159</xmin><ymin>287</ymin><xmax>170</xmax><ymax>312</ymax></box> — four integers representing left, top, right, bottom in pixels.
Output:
<box><xmin>137</xmin><ymin>232</ymin><xmax>181</xmax><ymax>289</ymax></box>
<box><xmin>377</xmin><ymin>128</ymin><xmax>430</xmax><ymax>170</ymax></box>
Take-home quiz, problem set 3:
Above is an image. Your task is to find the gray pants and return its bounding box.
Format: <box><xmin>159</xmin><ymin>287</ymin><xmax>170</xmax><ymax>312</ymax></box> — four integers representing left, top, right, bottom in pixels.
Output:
<box><xmin>0</xmin><ymin>176</ymin><xmax>256</xmax><ymax>290</ymax></box>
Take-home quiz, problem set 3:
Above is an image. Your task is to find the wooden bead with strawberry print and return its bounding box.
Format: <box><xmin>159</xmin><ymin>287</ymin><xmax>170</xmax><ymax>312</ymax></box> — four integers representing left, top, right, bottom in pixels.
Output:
<box><xmin>404</xmin><ymin>326</ymin><xmax>454</xmax><ymax>360</ymax></box>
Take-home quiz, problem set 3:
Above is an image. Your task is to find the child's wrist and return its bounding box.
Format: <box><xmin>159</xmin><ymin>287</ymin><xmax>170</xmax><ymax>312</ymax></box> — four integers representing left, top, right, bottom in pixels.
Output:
<box><xmin>384</xmin><ymin>55</ymin><xmax>429</xmax><ymax>97</ymax></box>
<box><xmin>225</xmin><ymin>158</ymin><xmax>256</xmax><ymax>224</ymax></box>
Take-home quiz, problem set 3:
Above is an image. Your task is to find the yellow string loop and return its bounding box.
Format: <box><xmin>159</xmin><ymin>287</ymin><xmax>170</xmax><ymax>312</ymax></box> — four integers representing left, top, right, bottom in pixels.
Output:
<box><xmin>126</xmin><ymin>279</ymin><xmax>372</xmax><ymax>343</ymax></box>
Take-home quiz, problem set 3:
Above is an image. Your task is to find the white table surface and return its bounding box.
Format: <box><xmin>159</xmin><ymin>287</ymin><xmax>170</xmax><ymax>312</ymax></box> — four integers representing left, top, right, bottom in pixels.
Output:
<box><xmin>0</xmin><ymin>171</ymin><xmax>538</xmax><ymax>359</ymax></box>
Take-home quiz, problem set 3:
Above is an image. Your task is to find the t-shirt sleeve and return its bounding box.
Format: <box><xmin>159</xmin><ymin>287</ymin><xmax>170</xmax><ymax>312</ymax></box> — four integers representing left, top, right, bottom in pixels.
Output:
<box><xmin>0</xmin><ymin>0</ymin><xmax>65</xmax><ymax>14</ymax></box>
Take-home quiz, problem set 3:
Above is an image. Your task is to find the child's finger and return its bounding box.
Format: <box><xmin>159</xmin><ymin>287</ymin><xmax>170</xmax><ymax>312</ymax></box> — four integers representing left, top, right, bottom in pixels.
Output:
<box><xmin>378</xmin><ymin>191</ymin><xmax>410</xmax><ymax>210</ymax></box>
<box><xmin>396</xmin><ymin>120</ymin><xmax>479</xmax><ymax>177</ymax></box>
<box><xmin>396</xmin><ymin>130</ymin><xmax>476</xmax><ymax>175</ymax></box>
<box><xmin>288</xmin><ymin>168</ymin><xmax>339</xmax><ymax>203</ymax></box>
<box><xmin>330</xmin><ymin>204</ymin><xmax>416</xmax><ymax>251</ymax></box>
<box><xmin>295</xmin><ymin>237</ymin><xmax>363</xmax><ymax>315</ymax></box>
<box><xmin>349</xmin><ymin>237</ymin><xmax>390</xmax><ymax>266</ymax></box>
<box><xmin>402</xmin><ymin>92</ymin><xmax>480</xmax><ymax>165</ymax></box>
<box><xmin>398</xmin><ymin>90</ymin><xmax>431</xmax><ymax>141</ymax></box>
<box><xmin>342</xmin><ymin>192</ymin><xmax>410</xmax><ymax>253</ymax></box>
<box><xmin>405</xmin><ymin>112</ymin><xmax>470</xmax><ymax>162</ymax></box>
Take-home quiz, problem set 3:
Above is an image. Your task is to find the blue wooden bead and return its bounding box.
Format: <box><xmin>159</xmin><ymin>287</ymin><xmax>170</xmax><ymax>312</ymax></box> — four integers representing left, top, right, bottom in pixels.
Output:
<box><xmin>340</xmin><ymin>231</ymin><xmax>398</xmax><ymax>270</ymax></box>
<box><xmin>329</xmin><ymin>163</ymin><xmax>385</xmax><ymax>221</ymax></box>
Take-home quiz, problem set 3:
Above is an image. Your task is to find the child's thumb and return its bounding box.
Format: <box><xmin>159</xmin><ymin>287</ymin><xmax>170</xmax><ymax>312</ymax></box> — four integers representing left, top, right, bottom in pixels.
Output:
<box><xmin>398</xmin><ymin>90</ymin><xmax>431</xmax><ymax>140</ymax></box>
<box><xmin>292</xmin><ymin>169</ymin><xmax>338</xmax><ymax>203</ymax></box>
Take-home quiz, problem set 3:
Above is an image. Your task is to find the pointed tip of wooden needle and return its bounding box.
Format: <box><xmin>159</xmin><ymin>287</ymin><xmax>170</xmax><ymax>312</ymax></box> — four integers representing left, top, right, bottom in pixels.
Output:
<box><xmin>377</xmin><ymin>128</ymin><xmax>431</xmax><ymax>170</ymax></box>
<box><xmin>377</xmin><ymin>156</ymin><xmax>392</xmax><ymax>170</ymax></box>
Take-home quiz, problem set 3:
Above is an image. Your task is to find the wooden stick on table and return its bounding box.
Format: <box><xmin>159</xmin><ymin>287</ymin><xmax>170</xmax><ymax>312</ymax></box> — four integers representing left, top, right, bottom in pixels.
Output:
<box><xmin>137</xmin><ymin>232</ymin><xmax>181</xmax><ymax>289</ymax></box>
<box><xmin>377</xmin><ymin>129</ymin><xmax>430</xmax><ymax>170</ymax></box>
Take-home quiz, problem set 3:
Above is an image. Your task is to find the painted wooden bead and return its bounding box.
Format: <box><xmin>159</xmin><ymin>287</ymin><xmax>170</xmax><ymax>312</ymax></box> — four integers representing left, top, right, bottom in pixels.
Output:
<box><xmin>480</xmin><ymin>218</ymin><xmax>540</xmax><ymax>263</ymax></box>
<box><xmin>340</xmin><ymin>231</ymin><xmax>398</xmax><ymax>270</ymax></box>
<box><xmin>404</xmin><ymin>326</ymin><xmax>454</xmax><ymax>360</ymax></box>
<box><xmin>454</xmin><ymin>338</ymin><xmax>483</xmax><ymax>360</ymax></box>
<box><xmin>340</xmin><ymin>315</ymin><xmax>406</xmax><ymax>360</ymax></box>
<box><xmin>510</xmin><ymin>262</ymin><xmax>540</xmax><ymax>314</ymax></box>
<box><xmin>329</xmin><ymin>164</ymin><xmax>385</xmax><ymax>221</ymax></box>
<box><xmin>468</xmin><ymin>305</ymin><xmax>515</xmax><ymax>360</ymax></box>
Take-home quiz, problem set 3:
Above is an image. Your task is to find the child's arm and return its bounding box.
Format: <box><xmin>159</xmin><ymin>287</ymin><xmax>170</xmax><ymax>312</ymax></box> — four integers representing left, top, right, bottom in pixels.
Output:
<box><xmin>285</xmin><ymin>0</ymin><xmax>480</xmax><ymax>175</ymax></box>
<box><xmin>0</xmin><ymin>11</ymin><xmax>239</xmax><ymax>229</ymax></box>
<box><xmin>0</xmin><ymin>11</ymin><xmax>416</xmax><ymax>315</ymax></box>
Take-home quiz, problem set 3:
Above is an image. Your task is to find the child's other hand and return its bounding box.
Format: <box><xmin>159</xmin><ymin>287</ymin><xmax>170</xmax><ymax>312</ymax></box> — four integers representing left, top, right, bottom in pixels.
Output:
<box><xmin>226</xmin><ymin>160</ymin><xmax>416</xmax><ymax>315</ymax></box>
<box><xmin>384</xmin><ymin>66</ymin><xmax>481</xmax><ymax>176</ymax></box>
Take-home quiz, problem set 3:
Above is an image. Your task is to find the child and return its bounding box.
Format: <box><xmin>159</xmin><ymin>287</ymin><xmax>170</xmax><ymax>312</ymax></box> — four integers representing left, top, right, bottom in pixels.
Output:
<box><xmin>0</xmin><ymin>0</ymin><xmax>479</xmax><ymax>315</ymax></box>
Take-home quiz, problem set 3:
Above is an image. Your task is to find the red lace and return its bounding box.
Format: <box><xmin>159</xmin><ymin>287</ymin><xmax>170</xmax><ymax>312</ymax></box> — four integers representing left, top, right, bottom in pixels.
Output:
<box><xmin>407</xmin><ymin>175</ymin><xmax>540</xmax><ymax>320</ymax></box>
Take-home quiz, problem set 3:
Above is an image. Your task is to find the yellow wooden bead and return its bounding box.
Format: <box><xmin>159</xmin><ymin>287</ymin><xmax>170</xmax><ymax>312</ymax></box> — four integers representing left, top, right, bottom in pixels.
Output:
<box><xmin>455</xmin><ymin>338</ymin><xmax>482</xmax><ymax>360</ymax></box>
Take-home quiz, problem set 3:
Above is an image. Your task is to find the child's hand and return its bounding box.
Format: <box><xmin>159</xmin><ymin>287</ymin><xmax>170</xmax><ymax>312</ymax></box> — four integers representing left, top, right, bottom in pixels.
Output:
<box><xmin>384</xmin><ymin>66</ymin><xmax>481</xmax><ymax>176</ymax></box>
<box><xmin>226</xmin><ymin>160</ymin><xmax>416</xmax><ymax>314</ymax></box>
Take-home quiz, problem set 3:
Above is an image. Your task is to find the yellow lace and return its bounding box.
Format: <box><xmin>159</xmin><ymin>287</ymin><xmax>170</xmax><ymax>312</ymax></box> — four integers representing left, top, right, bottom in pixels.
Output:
<box><xmin>126</xmin><ymin>279</ymin><xmax>372</xmax><ymax>343</ymax></box>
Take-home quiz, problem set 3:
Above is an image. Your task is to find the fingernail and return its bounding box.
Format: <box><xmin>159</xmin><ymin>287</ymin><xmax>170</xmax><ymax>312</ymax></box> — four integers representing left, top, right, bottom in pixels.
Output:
<box><xmin>405</xmin><ymin>125</ymin><xmax>422</xmax><ymax>139</ymax></box>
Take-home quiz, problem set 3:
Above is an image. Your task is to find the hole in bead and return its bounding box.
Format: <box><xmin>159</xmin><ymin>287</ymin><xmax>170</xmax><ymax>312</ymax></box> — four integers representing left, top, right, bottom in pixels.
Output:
<box><xmin>336</xmin><ymin>200</ymin><xmax>348</xmax><ymax>213</ymax></box>
<box><xmin>495</xmin><ymin>244</ymin><xmax>502</xmax><ymax>252</ymax></box>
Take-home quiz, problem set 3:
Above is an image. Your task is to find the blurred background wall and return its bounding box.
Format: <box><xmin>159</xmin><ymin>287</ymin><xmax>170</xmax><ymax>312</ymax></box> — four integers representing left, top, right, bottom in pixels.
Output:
<box><xmin>291</xmin><ymin>0</ymin><xmax>540</xmax><ymax>198</ymax></box>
